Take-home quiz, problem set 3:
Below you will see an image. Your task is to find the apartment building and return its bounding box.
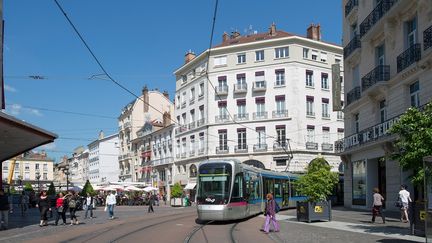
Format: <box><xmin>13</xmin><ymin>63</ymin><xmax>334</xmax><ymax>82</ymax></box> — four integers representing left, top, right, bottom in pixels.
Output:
<box><xmin>69</xmin><ymin>146</ymin><xmax>89</xmax><ymax>186</ymax></box>
<box><xmin>341</xmin><ymin>0</ymin><xmax>432</xmax><ymax>210</ymax></box>
<box><xmin>88</xmin><ymin>132</ymin><xmax>119</xmax><ymax>184</ymax></box>
<box><xmin>174</xmin><ymin>23</ymin><xmax>344</xmax><ymax>193</ymax></box>
<box><xmin>118</xmin><ymin>86</ymin><xmax>173</xmax><ymax>182</ymax></box>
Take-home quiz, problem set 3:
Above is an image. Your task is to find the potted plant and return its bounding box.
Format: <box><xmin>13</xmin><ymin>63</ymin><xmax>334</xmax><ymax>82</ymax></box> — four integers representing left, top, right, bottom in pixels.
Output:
<box><xmin>170</xmin><ymin>183</ymin><xmax>184</xmax><ymax>207</ymax></box>
<box><xmin>295</xmin><ymin>157</ymin><xmax>339</xmax><ymax>223</ymax></box>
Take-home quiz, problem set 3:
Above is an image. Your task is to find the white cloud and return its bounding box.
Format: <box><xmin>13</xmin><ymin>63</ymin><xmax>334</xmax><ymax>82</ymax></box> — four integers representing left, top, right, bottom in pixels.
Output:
<box><xmin>29</xmin><ymin>108</ymin><xmax>42</xmax><ymax>117</ymax></box>
<box><xmin>5</xmin><ymin>104</ymin><xmax>42</xmax><ymax>117</ymax></box>
<box><xmin>40</xmin><ymin>142</ymin><xmax>56</xmax><ymax>150</ymax></box>
<box><xmin>4</xmin><ymin>84</ymin><xmax>17</xmax><ymax>92</ymax></box>
<box><xmin>7</xmin><ymin>103</ymin><xmax>22</xmax><ymax>116</ymax></box>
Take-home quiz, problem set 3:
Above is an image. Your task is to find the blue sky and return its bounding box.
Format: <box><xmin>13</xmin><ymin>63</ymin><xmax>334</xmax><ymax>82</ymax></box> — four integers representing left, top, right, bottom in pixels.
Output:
<box><xmin>3</xmin><ymin>0</ymin><xmax>342</xmax><ymax>161</ymax></box>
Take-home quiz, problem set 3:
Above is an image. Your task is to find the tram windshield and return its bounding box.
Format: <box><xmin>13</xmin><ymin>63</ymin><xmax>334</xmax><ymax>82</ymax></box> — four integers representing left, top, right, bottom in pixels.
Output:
<box><xmin>197</xmin><ymin>163</ymin><xmax>231</xmax><ymax>205</ymax></box>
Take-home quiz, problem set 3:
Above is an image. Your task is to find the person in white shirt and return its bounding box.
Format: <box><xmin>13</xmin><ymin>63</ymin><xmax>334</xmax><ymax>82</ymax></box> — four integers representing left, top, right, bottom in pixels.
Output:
<box><xmin>398</xmin><ymin>185</ymin><xmax>412</xmax><ymax>223</ymax></box>
<box><xmin>84</xmin><ymin>193</ymin><xmax>94</xmax><ymax>219</ymax></box>
<box><xmin>106</xmin><ymin>191</ymin><xmax>117</xmax><ymax>220</ymax></box>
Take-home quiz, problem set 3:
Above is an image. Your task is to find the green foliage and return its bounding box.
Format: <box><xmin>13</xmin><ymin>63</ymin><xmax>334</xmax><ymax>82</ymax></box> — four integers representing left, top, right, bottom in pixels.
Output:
<box><xmin>47</xmin><ymin>182</ymin><xmax>56</xmax><ymax>195</ymax></box>
<box><xmin>80</xmin><ymin>180</ymin><xmax>95</xmax><ymax>196</ymax></box>
<box><xmin>9</xmin><ymin>187</ymin><xmax>17</xmax><ymax>194</ymax></box>
<box><xmin>295</xmin><ymin>157</ymin><xmax>339</xmax><ymax>202</ymax></box>
<box><xmin>171</xmin><ymin>183</ymin><xmax>183</xmax><ymax>198</ymax></box>
<box><xmin>389</xmin><ymin>102</ymin><xmax>432</xmax><ymax>186</ymax></box>
<box><xmin>24</xmin><ymin>182</ymin><xmax>34</xmax><ymax>192</ymax></box>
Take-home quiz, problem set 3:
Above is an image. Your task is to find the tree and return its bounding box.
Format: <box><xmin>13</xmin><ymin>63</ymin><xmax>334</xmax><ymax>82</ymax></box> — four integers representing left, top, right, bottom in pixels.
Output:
<box><xmin>295</xmin><ymin>157</ymin><xmax>339</xmax><ymax>202</ymax></box>
<box><xmin>389</xmin><ymin>102</ymin><xmax>432</xmax><ymax>186</ymax></box>
<box><xmin>24</xmin><ymin>182</ymin><xmax>34</xmax><ymax>192</ymax></box>
<box><xmin>80</xmin><ymin>180</ymin><xmax>95</xmax><ymax>196</ymax></box>
<box><xmin>171</xmin><ymin>183</ymin><xmax>183</xmax><ymax>198</ymax></box>
<box><xmin>47</xmin><ymin>182</ymin><xmax>56</xmax><ymax>195</ymax></box>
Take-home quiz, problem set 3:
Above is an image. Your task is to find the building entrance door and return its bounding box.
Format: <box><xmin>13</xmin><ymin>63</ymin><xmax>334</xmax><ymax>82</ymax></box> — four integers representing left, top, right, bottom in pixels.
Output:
<box><xmin>378</xmin><ymin>157</ymin><xmax>386</xmax><ymax>207</ymax></box>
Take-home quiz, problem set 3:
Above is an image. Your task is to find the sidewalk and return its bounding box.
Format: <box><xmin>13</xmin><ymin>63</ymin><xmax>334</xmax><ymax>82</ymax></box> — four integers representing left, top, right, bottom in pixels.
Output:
<box><xmin>273</xmin><ymin>206</ymin><xmax>424</xmax><ymax>242</ymax></box>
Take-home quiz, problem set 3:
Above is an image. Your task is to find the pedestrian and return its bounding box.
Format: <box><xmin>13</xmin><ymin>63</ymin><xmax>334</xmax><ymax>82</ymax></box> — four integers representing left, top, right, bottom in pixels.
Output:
<box><xmin>163</xmin><ymin>194</ymin><xmax>167</xmax><ymax>205</ymax></box>
<box><xmin>20</xmin><ymin>192</ymin><xmax>29</xmax><ymax>216</ymax></box>
<box><xmin>148</xmin><ymin>194</ymin><xmax>154</xmax><ymax>213</ymax></box>
<box><xmin>55</xmin><ymin>192</ymin><xmax>67</xmax><ymax>226</ymax></box>
<box><xmin>0</xmin><ymin>189</ymin><xmax>10</xmax><ymax>230</ymax></box>
<box><xmin>36</xmin><ymin>190</ymin><xmax>51</xmax><ymax>227</ymax></box>
<box><xmin>84</xmin><ymin>193</ymin><xmax>94</xmax><ymax>219</ymax></box>
<box><xmin>8</xmin><ymin>192</ymin><xmax>13</xmax><ymax>214</ymax></box>
<box><xmin>66</xmin><ymin>191</ymin><xmax>79</xmax><ymax>225</ymax></box>
<box><xmin>261</xmin><ymin>193</ymin><xmax>279</xmax><ymax>234</ymax></box>
<box><xmin>371</xmin><ymin>188</ymin><xmax>385</xmax><ymax>224</ymax></box>
<box><xmin>106</xmin><ymin>191</ymin><xmax>117</xmax><ymax>219</ymax></box>
<box><xmin>399</xmin><ymin>185</ymin><xmax>412</xmax><ymax>223</ymax></box>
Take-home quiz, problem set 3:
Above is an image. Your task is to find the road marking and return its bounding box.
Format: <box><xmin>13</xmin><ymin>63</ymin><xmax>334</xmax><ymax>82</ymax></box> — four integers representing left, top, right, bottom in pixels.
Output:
<box><xmin>176</xmin><ymin>224</ymin><xmax>184</xmax><ymax>226</ymax></box>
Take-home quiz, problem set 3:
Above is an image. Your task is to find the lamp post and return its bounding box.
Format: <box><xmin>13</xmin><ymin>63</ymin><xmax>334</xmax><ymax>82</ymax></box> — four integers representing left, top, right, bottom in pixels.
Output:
<box><xmin>63</xmin><ymin>165</ymin><xmax>70</xmax><ymax>191</ymax></box>
<box><xmin>35</xmin><ymin>171</ymin><xmax>41</xmax><ymax>191</ymax></box>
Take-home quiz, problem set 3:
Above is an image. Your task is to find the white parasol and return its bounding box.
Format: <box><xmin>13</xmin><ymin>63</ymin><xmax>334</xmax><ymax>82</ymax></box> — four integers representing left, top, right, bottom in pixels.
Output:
<box><xmin>143</xmin><ymin>186</ymin><xmax>158</xmax><ymax>192</ymax></box>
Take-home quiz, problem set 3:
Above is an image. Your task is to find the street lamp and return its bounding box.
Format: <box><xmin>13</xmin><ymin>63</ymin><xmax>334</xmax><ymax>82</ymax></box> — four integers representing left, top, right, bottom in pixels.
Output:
<box><xmin>35</xmin><ymin>171</ymin><xmax>41</xmax><ymax>191</ymax></box>
<box><xmin>63</xmin><ymin>165</ymin><xmax>70</xmax><ymax>191</ymax></box>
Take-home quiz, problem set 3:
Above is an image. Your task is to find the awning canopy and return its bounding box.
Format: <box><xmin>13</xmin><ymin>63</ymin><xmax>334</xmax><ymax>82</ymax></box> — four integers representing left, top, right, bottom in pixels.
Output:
<box><xmin>184</xmin><ymin>182</ymin><xmax>196</xmax><ymax>190</ymax></box>
<box><xmin>0</xmin><ymin>112</ymin><xmax>57</xmax><ymax>162</ymax></box>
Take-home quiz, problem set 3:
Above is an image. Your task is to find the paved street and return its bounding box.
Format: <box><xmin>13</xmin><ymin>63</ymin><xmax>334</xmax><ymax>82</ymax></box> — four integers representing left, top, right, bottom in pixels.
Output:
<box><xmin>0</xmin><ymin>205</ymin><xmax>425</xmax><ymax>243</ymax></box>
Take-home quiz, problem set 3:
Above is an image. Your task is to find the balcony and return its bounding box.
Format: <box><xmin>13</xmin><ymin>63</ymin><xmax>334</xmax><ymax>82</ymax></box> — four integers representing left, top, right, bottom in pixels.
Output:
<box><xmin>234</xmin><ymin>145</ymin><xmax>248</xmax><ymax>153</ymax></box>
<box><xmin>252</xmin><ymin>81</ymin><xmax>267</xmax><ymax>92</ymax></box>
<box><xmin>234</xmin><ymin>83</ymin><xmax>247</xmax><ymax>93</ymax></box>
<box><xmin>306</xmin><ymin>142</ymin><xmax>318</xmax><ymax>150</ymax></box>
<box><xmin>215</xmin><ymin>85</ymin><xmax>229</xmax><ymax>96</ymax></box>
<box><xmin>215</xmin><ymin>115</ymin><xmax>230</xmax><ymax>123</ymax></box>
<box><xmin>361</xmin><ymin>65</ymin><xmax>390</xmax><ymax>92</ymax></box>
<box><xmin>335</xmin><ymin>140</ymin><xmax>344</xmax><ymax>154</ymax></box>
<box><xmin>273</xmin><ymin>142</ymin><xmax>287</xmax><ymax>151</ymax></box>
<box><xmin>321</xmin><ymin>143</ymin><xmax>334</xmax><ymax>151</ymax></box>
<box><xmin>216</xmin><ymin>146</ymin><xmax>229</xmax><ymax>154</ymax></box>
<box><xmin>197</xmin><ymin>118</ymin><xmax>206</xmax><ymax>127</ymax></box>
<box><xmin>181</xmin><ymin>101</ymin><xmax>186</xmax><ymax>109</ymax></box>
<box><xmin>124</xmin><ymin>122</ymin><xmax>131</xmax><ymax>130</ymax></box>
<box><xmin>397</xmin><ymin>44</ymin><xmax>421</xmax><ymax>73</ymax></box>
<box><xmin>253</xmin><ymin>111</ymin><xmax>268</xmax><ymax>120</ymax></box>
<box><xmin>425</xmin><ymin>25</ymin><xmax>432</xmax><ymax>51</ymax></box>
<box><xmin>234</xmin><ymin>113</ymin><xmax>249</xmax><ymax>121</ymax></box>
<box><xmin>344</xmin><ymin>34</ymin><xmax>361</xmax><ymax>58</ymax></box>
<box><xmin>198</xmin><ymin>148</ymin><xmax>205</xmax><ymax>155</ymax></box>
<box><xmin>175</xmin><ymin>125</ymin><xmax>188</xmax><ymax>135</ymax></box>
<box><xmin>253</xmin><ymin>144</ymin><xmax>268</xmax><ymax>152</ymax></box>
<box><xmin>181</xmin><ymin>152</ymin><xmax>187</xmax><ymax>159</ymax></box>
<box><xmin>359</xmin><ymin>0</ymin><xmax>397</xmax><ymax>38</ymax></box>
<box><xmin>189</xmin><ymin>150</ymin><xmax>195</xmax><ymax>157</ymax></box>
<box><xmin>272</xmin><ymin>110</ymin><xmax>288</xmax><ymax>118</ymax></box>
<box><xmin>345</xmin><ymin>0</ymin><xmax>358</xmax><ymax>17</ymax></box>
<box><xmin>198</xmin><ymin>93</ymin><xmax>204</xmax><ymax>100</ymax></box>
<box><xmin>188</xmin><ymin>121</ymin><xmax>196</xmax><ymax>130</ymax></box>
<box><xmin>189</xmin><ymin>98</ymin><xmax>195</xmax><ymax>105</ymax></box>
<box><xmin>346</xmin><ymin>86</ymin><xmax>361</xmax><ymax>106</ymax></box>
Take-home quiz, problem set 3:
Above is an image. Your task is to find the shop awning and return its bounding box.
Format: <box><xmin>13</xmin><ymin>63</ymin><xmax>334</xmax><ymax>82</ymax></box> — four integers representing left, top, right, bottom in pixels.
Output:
<box><xmin>0</xmin><ymin>112</ymin><xmax>57</xmax><ymax>162</ymax></box>
<box><xmin>184</xmin><ymin>182</ymin><xmax>196</xmax><ymax>190</ymax></box>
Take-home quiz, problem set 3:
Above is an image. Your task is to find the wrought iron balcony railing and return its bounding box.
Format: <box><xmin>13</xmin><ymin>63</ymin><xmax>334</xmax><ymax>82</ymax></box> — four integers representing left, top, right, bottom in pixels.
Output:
<box><xmin>397</xmin><ymin>44</ymin><xmax>421</xmax><ymax>73</ymax></box>
<box><xmin>345</xmin><ymin>0</ymin><xmax>358</xmax><ymax>17</ymax></box>
<box><xmin>306</xmin><ymin>142</ymin><xmax>318</xmax><ymax>150</ymax></box>
<box><xmin>215</xmin><ymin>85</ymin><xmax>229</xmax><ymax>95</ymax></box>
<box><xmin>425</xmin><ymin>25</ymin><xmax>432</xmax><ymax>51</ymax></box>
<box><xmin>216</xmin><ymin>146</ymin><xmax>229</xmax><ymax>154</ymax></box>
<box><xmin>253</xmin><ymin>144</ymin><xmax>268</xmax><ymax>152</ymax></box>
<box><xmin>252</xmin><ymin>81</ymin><xmax>267</xmax><ymax>91</ymax></box>
<box><xmin>253</xmin><ymin>111</ymin><xmax>268</xmax><ymax>120</ymax></box>
<box><xmin>346</xmin><ymin>86</ymin><xmax>361</xmax><ymax>106</ymax></box>
<box><xmin>215</xmin><ymin>115</ymin><xmax>230</xmax><ymax>123</ymax></box>
<box><xmin>234</xmin><ymin>145</ymin><xmax>248</xmax><ymax>153</ymax></box>
<box><xmin>273</xmin><ymin>142</ymin><xmax>287</xmax><ymax>151</ymax></box>
<box><xmin>321</xmin><ymin>143</ymin><xmax>334</xmax><ymax>151</ymax></box>
<box><xmin>234</xmin><ymin>83</ymin><xmax>247</xmax><ymax>93</ymax></box>
<box><xmin>197</xmin><ymin>118</ymin><xmax>206</xmax><ymax>127</ymax></box>
<box><xmin>361</xmin><ymin>65</ymin><xmax>390</xmax><ymax>92</ymax></box>
<box><xmin>234</xmin><ymin>113</ymin><xmax>249</xmax><ymax>121</ymax></box>
<box><xmin>359</xmin><ymin>0</ymin><xmax>397</xmax><ymax>38</ymax></box>
<box><xmin>272</xmin><ymin>110</ymin><xmax>288</xmax><ymax>118</ymax></box>
<box><xmin>344</xmin><ymin>34</ymin><xmax>361</xmax><ymax>58</ymax></box>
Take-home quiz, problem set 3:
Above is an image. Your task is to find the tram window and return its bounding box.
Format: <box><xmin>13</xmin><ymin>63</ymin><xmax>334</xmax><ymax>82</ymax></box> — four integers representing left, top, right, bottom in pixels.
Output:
<box><xmin>263</xmin><ymin>178</ymin><xmax>274</xmax><ymax>198</ymax></box>
<box><xmin>274</xmin><ymin>179</ymin><xmax>282</xmax><ymax>198</ymax></box>
<box><xmin>290</xmin><ymin>182</ymin><xmax>300</xmax><ymax>197</ymax></box>
<box><xmin>232</xmin><ymin>173</ymin><xmax>244</xmax><ymax>202</ymax></box>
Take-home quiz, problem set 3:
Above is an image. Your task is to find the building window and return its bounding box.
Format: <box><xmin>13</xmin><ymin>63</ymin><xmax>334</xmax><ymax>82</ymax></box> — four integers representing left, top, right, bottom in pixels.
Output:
<box><xmin>190</xmin><ymin>88</ymin><xmax>195</xmax><ymax>101</ymax></box>
<box><xmin>255</xmin><ymin>50</ymin><xmax>264</xmax><ymax>61</ymax></box>
<box><xmin>306</xmin><ymin>70</ymin><xmax>314</xmax><ymax>87</ymax></box>
<box><xmin>181</xmin><ymin>75</ymin><xmax>187</xmax><ymax>84</ymax></box>
<box><xmin>352</xmin><ymin>160</ymin><xmax>366</xmax><ymax>205</ymax></box>
<box><xmin>354</xmin><ymin>113</ymin><xmax>359</xmax><ymax>133</ymax></box>
<box><xmin>406</xmin><ymin>17</ymin><xmax>417</xmax><ymax>47</ymax></box>
<box><xmin>379</xmin><ymin>100</ymin><xmax>387</xmax><ymax>122</ymax></box>
<box><xmin>199</xmin><ymin>83</ymin><xmax>204</xmax><ymax>97</ymax></box>
<box><xmin>237</xmin><ymin>128</ymin><xmax>247</xmax><ymax>149</ymax></box>
<box><xmin>256</xmin><ymin>98</ymin><xmax>265</xmax><ymax>116</ymax></box>
<box><xmin>237</xmin><ymin>73</ymin><xmax>246</xmax><ymax>85</ymax></box>
<box><xmin>376</xmin><ymin>44</ymin><xmax>385</xmax><ymax>65</ymax></box>
<box><xmin>43</xmin><ymin>164</ymin><xmax>48</xmax><ymax>171</ymax></box>
<box><xmin>35</xmin><ymin>164</ymin><xmax>40</xmax><ymax>170</ymax></box>
<box><xmin>218</xmin><ymin>76</ymin><xmax>227</xmax><ymax>90</ymax></box>
<box><xmin>43</xmin><ymin>173</ymin><xmax>48</xmax><ymax>180</ymax></box>
<box><xmin>306</xmin><ymin>126</ymin><xmax>315</xmax><ymax>142</ymax></box>
<box><xmin>275</xmin><ymin>95</ymin><xmax>285</xmax><ymax>113</ymax></box>
<box><xmin>190</xmin><ymin>109</ymin><xmax>195</xmax><ymax>123</ymax></box>
<box><xmin>255</xmin><ymin>71</ymin><xmax>265</xmax><ymax>88</ymax></box>
<box><xmin>276</xmin><ymin>159</ymin><xmax>287</xmax><ymax>166</ymax></box>
<box><xmin>321</xmin><ymin>73</ymin><xmax>329</xmax><ymax>89</ymax></box>
<box><xmin>24</xmin><ymin>172</ymin><xmax>30</xmax><ymax>180</ymax></box>
<box><xmin>306</xmin><ymin>96</ymin><xmax>315</xmax><ymax>117</ymax></box>
<box><xmin>182</xmin><ymin>113</ymin><xmax>187</xmax><ymax>125</ymax></box>
<box><xmin>218</xmin><ymin>101</ymin><xmax>228</xmax><ymax>119</ymax></box>
<box><xmin>276</xmin><ymin>125</ymin><xmax>286</xmax><ymax>146</ymax></box>
<box><xmin>303</xmin><ymin>48</ymin><xmax>309</xmax><ymax>58</ymax></box>
<box><xmin>322</xmin><ymin>127</ymin><xmax>330</xmax><ymax>144</ymax></box>
<box><xmin>199</xmin><ymin>133</ymin><xmax>205</xmax><ymax>150</ymax></box>
<box><xmin>237</xmin><ymin>99</ymin><xmax>246</xmax><ymax>118</ymax></box>
<box><xmin>199</xmin><ymin>105</ymin><xmax>205</xmax><ymax>121</ymax></box>
<box><xmin>320</xmin><ymin>52</ymin><xmax>327</xmax><ymax>62</ymax></box>
<box><xmin>335</xmin><ymin>57</ymin><xmax>341</xmax><ymax>64</ymax></box>
<box><xmin>311</xmin><ymin>50</ymin><xmax>318</xmax><ymax>60</ymax></box>
<box><xmin>322</xmin><ymin>98</ymin><xmax>330</xmax><ymax>118</ymax></box>
<box><xmin>275</xmin><ymin>69</ymin><xmax>285</xmax><ymax>86</ymax></box>
<box><xmin>190</xmin><ymin>135</ymin><xmax>195</xmax><ymax>153</ymax></box>
<box><xmin>337</xmin><ymin>128</ymin><xmax>344</xmax><ymax>140</ymax></box>
<box><xmin>337</xmin><ymin>101</ymin><xmax>344</xmax><ymax>120</ymax></box>
<box><xmin>410</xmin><ymin>81</ymin><xmax>420</xmax><ymax>107</ymax></box>
<box><xmin>176</xmin><ymin>140</ymin><xmax>180</xmax><ymax>156</ymax></box>
<box><xmin>218</xmin><ymin>130</ymin><xmax>228</xmax><ymax>150</ymax></box>
<box><xmin>275</xmin><ymin>47</ymin><xmax>289</xmax><ymax>58</ymax></box>
<box><xmin>25</xmin><ymin>163</ymin><xmax>30</xmax><ymax>171</ymax></box>
<box><xmin>256</xmin><ymin>127</ymin><xmax>266</xmax><ymax>146</ymax></box>
<box><xmin>237</xmin><ymin>53</ymin><xmax>246</xmax><ymax>64</ymax></box>
<box><xmin>214</xmin><ymin>56</ymin><xmax>227</xmax><ymax>66</ymax></box>
<box><xmin>181</xmin><ymin>138</ymin><xmax>187</xmax><ymax>154</ymax></box>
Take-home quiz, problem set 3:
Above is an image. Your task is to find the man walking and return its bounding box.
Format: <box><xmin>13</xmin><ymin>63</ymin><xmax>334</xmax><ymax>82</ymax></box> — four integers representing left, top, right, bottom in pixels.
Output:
<box><xmin>106</xmin><ymin>191</ymin><xmax>116</xmax><ymax>219</ymax></box>
<box><xmin>399</xmin><ymin>185</ymin><xmax>412</xmax><ymax>223</ymax></box>
<box><xmin>84</xmin><ymin>193</ymin><xmax>94</xmax><ymax>219</ymax></box>
<box><xmin>148</xmin><ymin>194</ymin><xmax>154</xmax><ymax>213</ymax></box>
<box><xmin>0</xmin><ymin>189</ymin><xmax>10</xmax><ymax>230</ymax></box>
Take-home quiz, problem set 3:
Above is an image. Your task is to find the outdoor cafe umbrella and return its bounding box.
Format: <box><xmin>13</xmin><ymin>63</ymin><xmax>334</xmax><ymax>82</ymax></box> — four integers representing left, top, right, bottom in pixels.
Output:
<box><xmin>102</xmin><ymin>185</ymin><xmax>124</xmax><ymax>191</ymax></box>
<box><xmin>125</xmin><ymin>185</ymin><xmax>143</xmax><ymax>191</ymax></box>
<box><xmin>143</xmin><ymin>186</ymin><xmax>158</xmax><ymax>192</ymax></box>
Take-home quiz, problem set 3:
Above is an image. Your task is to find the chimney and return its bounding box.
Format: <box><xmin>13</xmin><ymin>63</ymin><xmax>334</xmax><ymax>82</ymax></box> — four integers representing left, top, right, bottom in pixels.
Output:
<box><xmin>307</xmin><ymin>23</ymin><xmax>321</xmax><ymax>41</ymax></box>
<box><xmin>268</xmin><ymin>22</ymin><xmax>277</xmax><ymax>36</ymax></box>
<box><xmin>98</xmin><ymin>130</ymin><xmax>104</xmax><ymax>140</ymax></box>
<box><xmin>184</xmin><ymin>50</ymin><xmax>196</xmax><ymax>64</ymax></box>
<box><xmin>142</xmin><ymin>86</ymin><xmax>149</xmax><ymax>112</ymax></box>
<box><xmin>231</xmin><ymin>31</ymin><xmax>241</xmax><ymax>39</ymax></box>
<box><xmin>222</xmin><ymin>32</ymin><xmax>229</xmax><ymax>42</ymax></box>
<box><xmin>163</xmin><ymin>90</ymin><xmax>169</xmax><ymax>100</ymax></box>
<box><xmin>163</xmin><ymin>112</ymin><xmax>171</xmax><ymax>127</ymax></box>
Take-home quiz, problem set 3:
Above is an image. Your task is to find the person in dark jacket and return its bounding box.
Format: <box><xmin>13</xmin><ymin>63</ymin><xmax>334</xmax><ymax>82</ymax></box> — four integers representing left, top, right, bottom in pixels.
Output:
<box><xmin>148</xmin><ymin>194</ymin><xmax>154</xmax><ymax>213</ymax></box>
<box><xmin>36</xmin><ymin>190</ymin><xmax>51</xmax><ymax>227</ymax></box>
<box><xmin>0</xmin><ymin>189</ymin><xmax>10</xmax><ymax>230</ymax></box>
<box><xmin>65</xmin><ymin>191</ymin><xmax>79</xmax><ymax>225</ymax></box>
<box><xmin>261</xmin><ymin>193</ymin><xmax>280</xmax><ymax>233</ymax></box>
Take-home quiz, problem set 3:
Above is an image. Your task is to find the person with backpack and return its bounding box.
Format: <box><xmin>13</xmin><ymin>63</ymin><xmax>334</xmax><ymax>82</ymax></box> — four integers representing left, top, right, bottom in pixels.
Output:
<box><xmin>55</xmin><ymin>192</ymin><xmax>67</xmax><ymax>226</ymax></box>
<box><xmin>261</xmin><ymin>193</ymin><xmax>280</xmax><ymax>234</ymax></box>
<box><xmin>66</xmin><ymin>191</ymin><xmax>79</xmax><ymax>225</ymax></box>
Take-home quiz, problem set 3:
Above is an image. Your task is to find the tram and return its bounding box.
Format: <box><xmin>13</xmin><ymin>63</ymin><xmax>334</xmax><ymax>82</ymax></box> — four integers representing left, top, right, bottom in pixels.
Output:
<box><xmin>196</xmin><ymin>159</ymin><xmax>306</xmax><ymax>221</ymax></box>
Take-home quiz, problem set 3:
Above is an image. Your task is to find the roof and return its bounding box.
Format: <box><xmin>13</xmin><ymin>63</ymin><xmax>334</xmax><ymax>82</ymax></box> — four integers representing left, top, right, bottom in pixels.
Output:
<box><xmin>214</xmin><ymin>30</ymin><xmax>293</xmax><ymax>48</ymax></box>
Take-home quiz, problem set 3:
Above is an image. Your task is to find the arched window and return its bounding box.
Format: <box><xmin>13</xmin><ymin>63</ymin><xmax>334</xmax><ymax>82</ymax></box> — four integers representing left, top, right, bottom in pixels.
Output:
<box><xmin>243</xmin><ymin>160</ymin><xmax>266</xmax><ymax>169</ymax></box>
<box><xmin>190</xmin><ymin>164</ymin><xmax>197</xmax><ymax>178</ymax></box>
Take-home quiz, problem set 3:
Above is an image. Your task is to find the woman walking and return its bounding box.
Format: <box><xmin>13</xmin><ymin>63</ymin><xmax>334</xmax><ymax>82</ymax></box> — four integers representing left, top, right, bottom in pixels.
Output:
<box><xmin>55</xmin><ymin>193</ymin><xmax>67</xmax><ymax>226</ymax></box>
<box><xmin>66</xmin><ymin>191</ymin><xmax>79</xmax><ymax>225</ymax></box>
<box><xmin>371</xmin><ymin>188</ymin><xmax>385</xmax><ymax>224</ymax></box>
<box><xmin>36</xmin><ymin>191</ymin><xmax>51</xmax><ymax>227</ymax></box>
<box><xmin>261</xmin><ymin>193</ymin><xmax>280</xmax><ymax>234</ymax></box>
